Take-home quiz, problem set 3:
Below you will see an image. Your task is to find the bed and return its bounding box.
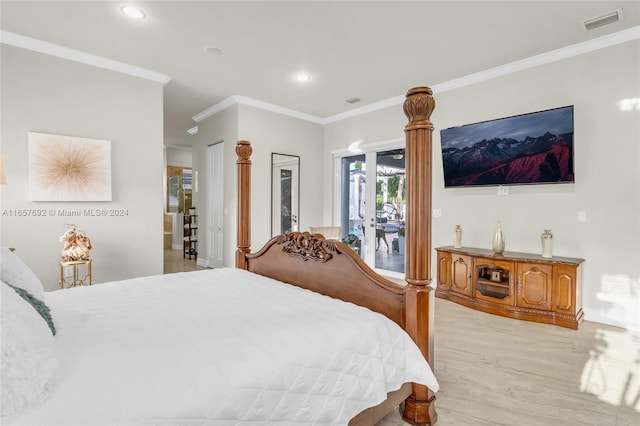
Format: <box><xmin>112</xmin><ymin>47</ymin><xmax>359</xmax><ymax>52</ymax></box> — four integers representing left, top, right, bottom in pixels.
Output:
<box><xmin>1</xmin><ymin>87</ymin><xmax>438</xmax><ymax>425</ymax></box>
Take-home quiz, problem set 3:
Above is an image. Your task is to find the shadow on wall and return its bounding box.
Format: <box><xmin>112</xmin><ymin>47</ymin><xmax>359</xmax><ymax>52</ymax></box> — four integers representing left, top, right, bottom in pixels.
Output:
<box><xmin>597</xmin><ymin>274</ymin><xmax>639</xmax><ymax>332</ymax></box>
<box><xmin>579</xmin><ymin>274</ymin><xmax>640</xmax><ymax>415</ymax></box>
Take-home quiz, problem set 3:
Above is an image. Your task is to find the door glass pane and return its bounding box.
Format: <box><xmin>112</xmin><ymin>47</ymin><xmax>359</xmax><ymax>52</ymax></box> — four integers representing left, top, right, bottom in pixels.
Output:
<box><xmin>375</xmin><ymin>149</ymin><xmax>405</xmax><ymax>273</ymax></box>
<box><xmin>341</xmin><ymin>155</ymin><xmax>365</xmax><ymax>258</ymax></box>
<box><xmin>279</xmin><ymin>169</ymin><xmax>293</xmax><ymax>234</ymax></box>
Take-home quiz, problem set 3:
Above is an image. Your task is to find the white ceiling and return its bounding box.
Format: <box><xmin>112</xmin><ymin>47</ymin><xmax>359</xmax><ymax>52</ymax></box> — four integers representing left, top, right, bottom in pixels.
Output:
<box><xmin>2</xmin><ymin>1</ymin><xmax>639</xmax><ymax>147</ymax></box>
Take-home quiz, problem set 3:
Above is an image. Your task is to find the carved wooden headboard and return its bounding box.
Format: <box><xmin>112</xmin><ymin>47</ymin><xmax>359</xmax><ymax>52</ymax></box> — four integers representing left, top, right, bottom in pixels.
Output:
<box><xmin>245</xmin><ymin>232</ymin><xmax>405</xmax><ymax>326</ymax></box>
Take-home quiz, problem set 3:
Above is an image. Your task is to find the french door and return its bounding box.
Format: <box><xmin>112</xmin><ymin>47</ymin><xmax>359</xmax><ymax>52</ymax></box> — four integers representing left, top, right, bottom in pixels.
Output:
<box><xmin>335</xmin><ymin>139</ymin><xmax>406</xmax><ymax>278</ymax></box>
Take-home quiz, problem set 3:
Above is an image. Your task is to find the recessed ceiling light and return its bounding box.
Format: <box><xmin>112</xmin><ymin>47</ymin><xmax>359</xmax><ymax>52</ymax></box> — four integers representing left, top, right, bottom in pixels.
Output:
<box><xmin>295</xmin><ymin>73</ymin><xmax>310</xmax><ymax>82</ymax></box>
<box><xmin>121</xmin><ymin>6</ymin><xmax>145</xmax><ymax>19</ymax></box>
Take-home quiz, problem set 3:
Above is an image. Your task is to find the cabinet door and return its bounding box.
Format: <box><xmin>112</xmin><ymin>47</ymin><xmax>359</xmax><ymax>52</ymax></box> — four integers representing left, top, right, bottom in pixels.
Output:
<box><xmin>474</xmin><ymin>258</ymin><xmax>514</xmax><ymax>305</ymax></box>
<box><xmin>553</xmin><ymin>264</ymin><xmax>577</xmax><ymax>315</ymax></box>
<box><xmin>436</xmin><ymin>251</ymin><xmax>451</xmax><ymax>292</ymax></box>
<box><xmin>451</xmin><ymin>255</ymin><xmax>473</xmax><ymax>296</ymax></box>
<box><xmin>517</xmin><ymin>263</ymin><xmax>552</xmax><ymax>310</ymax></box>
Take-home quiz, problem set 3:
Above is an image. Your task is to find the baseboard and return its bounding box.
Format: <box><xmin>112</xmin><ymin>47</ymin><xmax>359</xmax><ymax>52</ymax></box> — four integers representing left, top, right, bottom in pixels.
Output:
<box><xmin>197</xmin><ymin>258</ymin><xmax>209</xmax><ymax>268</ymax></box>
<box><xmin>171</xmin><ymin>243</ymin><xmax>182</xmax><ymax>251</ymax></box>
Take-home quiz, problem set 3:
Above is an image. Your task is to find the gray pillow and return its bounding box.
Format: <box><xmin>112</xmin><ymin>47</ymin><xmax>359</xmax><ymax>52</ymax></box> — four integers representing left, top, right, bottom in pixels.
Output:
<box><xmin>1</xmin><ymin>247</ymin><xmax>45</xmax><ymax>300</ymax></box>
<box><xmin>6</xmin><ymin>283</ymin><xmax>56</xmax><ymax>336</ymax></box>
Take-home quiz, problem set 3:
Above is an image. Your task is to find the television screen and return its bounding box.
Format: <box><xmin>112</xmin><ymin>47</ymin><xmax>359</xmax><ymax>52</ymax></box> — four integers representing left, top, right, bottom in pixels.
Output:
<box><xmin>440</xmin><ymin>106</ymin><xmax>574</xmax><ymax>187</ymax></box>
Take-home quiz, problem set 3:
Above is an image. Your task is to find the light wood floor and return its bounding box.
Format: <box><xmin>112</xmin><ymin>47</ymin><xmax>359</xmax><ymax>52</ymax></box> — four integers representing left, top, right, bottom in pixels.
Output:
<box><xmin>378</xmin><ymin>301</ymin><xmax>639</xmax><ymax>426</ymax></box>
<box><xmin>163</xmin><ymin>248</ymin><xmax>204</xmax><ymax>274</ymax></box>
<box><xmin>163</xmin><ymin>250</ymin><xmax>639</xmax><ymax>425</ymax></box>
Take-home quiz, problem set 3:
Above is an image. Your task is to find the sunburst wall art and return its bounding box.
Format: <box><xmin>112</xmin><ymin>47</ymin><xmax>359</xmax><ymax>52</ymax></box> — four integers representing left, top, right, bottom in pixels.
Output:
<box><xmin>28</xmin><ymin>132</ymin><xmax>112</xmax><ymax>201</ymax></box>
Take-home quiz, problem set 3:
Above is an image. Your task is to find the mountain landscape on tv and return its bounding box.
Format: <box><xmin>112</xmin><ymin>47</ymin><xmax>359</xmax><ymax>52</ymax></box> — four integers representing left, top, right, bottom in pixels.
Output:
<box><xmin>442</xmin><ymin>131</ymin><xmax>574</xmax><ymax>187</ymax></box>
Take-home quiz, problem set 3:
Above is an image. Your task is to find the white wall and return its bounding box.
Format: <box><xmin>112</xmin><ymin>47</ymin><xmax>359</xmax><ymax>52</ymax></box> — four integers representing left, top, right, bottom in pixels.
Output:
<box><xmin>166</xmin><ymin>148</ymin><xmax>192</xmax><ymax>168</ymax></box>
<box><xmin>0</xmin><ymin>45</ymin><xmax>165</xmax><ymax>290</ymax></box>
<box><xmin>192</xmin><ymin>104</ymin><xmax>324</xmax><ymax>267</ymax></box>
<box><xmin>323</xmin><ymin>40</ymin><xmax>640</xmax><ymax>330</ymax></box>
<box><xmin>237</xmin><ymin>104</ymin><xmax>324</xmax><ymax>249</ymax></box>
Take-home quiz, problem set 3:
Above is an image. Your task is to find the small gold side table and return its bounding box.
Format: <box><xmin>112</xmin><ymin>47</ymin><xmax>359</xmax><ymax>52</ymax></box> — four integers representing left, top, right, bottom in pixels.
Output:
<box><xmin>59</xmin><ymin>259</ymin><xmax>92</xmax><ymax>289</ymax></box>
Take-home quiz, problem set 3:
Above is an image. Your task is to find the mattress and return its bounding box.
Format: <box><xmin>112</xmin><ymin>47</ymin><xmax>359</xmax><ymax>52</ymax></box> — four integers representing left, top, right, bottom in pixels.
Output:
<box><xmin>4</xmin><ymin>267</ymin><xmax>438</xmax><ymax>425</ymax></box>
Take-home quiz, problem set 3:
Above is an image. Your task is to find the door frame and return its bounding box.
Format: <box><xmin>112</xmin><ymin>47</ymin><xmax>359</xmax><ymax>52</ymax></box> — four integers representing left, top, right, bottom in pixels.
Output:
<box><xmin>207</xmin><ymin>141</ymin><xmax>224</xmax><ymax>269</ymax></box>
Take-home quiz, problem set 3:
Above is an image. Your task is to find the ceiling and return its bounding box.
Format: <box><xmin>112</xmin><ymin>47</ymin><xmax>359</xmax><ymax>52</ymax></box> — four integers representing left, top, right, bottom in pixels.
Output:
<box><xmin>2</xmin><ymin>1</ymin><xmax>639</xmax><ymax>147</ymax></box>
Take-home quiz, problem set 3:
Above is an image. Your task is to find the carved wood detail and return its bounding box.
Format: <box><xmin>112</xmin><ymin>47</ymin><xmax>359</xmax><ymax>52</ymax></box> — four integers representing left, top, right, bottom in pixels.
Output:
<box><xmin>519</xmin><ymin>264</ymin><xmax>552</xmax><ymax>309</ymax></box>
<box><xmin>402</xmin><ymin>86</ymin><xmax>437</xmax><ymax>425</ymax></box>
<box><xmin>235</xmin><ymin>140</ymin><xmax>252</xmax><ymax>269</ymax></box>
<box><xmin>278</xmin><ymin>231</ymin><xmax>342</xmax><ymax>262</ymax></box>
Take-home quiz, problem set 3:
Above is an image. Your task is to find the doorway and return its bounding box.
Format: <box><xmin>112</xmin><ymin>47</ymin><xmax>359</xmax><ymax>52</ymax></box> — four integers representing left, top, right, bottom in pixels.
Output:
<box><xmin>336</xmin><ymin>140</ymin><xmax>406</xmax><ymax>278</ymax></box>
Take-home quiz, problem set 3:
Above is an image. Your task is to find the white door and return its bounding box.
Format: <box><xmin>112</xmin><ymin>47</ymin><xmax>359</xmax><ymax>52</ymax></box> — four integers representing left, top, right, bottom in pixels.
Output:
<box><xmin>271</xmin><ymin>154</ymin><xmax>299</xmax><ymax>235</ymax></box>
<box><xmin>208</xmin><ymin>142</ymin><xmax>224</xmax><ymax>268</ymax></box>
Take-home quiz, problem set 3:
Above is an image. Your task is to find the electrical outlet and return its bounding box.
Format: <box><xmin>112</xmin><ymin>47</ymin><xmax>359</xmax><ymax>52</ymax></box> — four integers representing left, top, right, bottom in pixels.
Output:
<box><xmin>433</xmin><ymin>209</ymin><xmax>442</xmax><ymax>218</ymax></box>
<box><xmin>497</xmin><ymin>186</ymin><xmax>509</xmax><ymax>196</ymax></box>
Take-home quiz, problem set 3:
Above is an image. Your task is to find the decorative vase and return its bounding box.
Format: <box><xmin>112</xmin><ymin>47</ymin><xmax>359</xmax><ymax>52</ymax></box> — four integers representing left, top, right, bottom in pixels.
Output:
<box><xmin>454</xmin><ymin>225</ymin><xmax>463</xmax><ymax>248</ymax></box>
<box><xmin>492</xmin><ymin>221</ymin><xmax>505</xmax><ymax>255</ymax></box>
<box><xmin>541</xmin><ymin>229</ymin><xmax>553</xmax><ymax>258</ymax></box>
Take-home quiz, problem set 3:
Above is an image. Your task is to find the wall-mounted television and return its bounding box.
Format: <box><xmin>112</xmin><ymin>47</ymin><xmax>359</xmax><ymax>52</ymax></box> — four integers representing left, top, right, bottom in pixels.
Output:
<box><xmin>440</xmin><ymin>106</ymin><xmax>574</xmax><ymax>187</ymax></box>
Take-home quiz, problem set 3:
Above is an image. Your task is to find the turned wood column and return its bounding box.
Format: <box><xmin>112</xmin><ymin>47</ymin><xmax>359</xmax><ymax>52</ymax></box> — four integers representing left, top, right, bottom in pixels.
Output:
<box><xmin>235</xmin><ymin>141</ymin><xmax>252</xmax><ymax>269</ymax></box>
<box><xmin>402</xmin><ymin>87</ymin><xmax>437</xmax><ymax>425</ymax></box>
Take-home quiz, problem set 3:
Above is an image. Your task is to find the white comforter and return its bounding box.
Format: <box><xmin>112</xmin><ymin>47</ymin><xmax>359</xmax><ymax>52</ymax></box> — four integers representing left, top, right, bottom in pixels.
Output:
<box><xmin>5</xmin><ymin>268</ymin><xmax>438</xmax><ymax>425</ymax></box>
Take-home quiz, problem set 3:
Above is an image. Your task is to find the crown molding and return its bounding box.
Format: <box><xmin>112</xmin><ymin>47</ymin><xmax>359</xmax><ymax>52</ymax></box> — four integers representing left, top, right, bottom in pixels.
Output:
<box><xmin>192</xmin><ymin>96</ymin><xmax>239</xmax><ymax>122</ymax></box>
<box><xmin>0</xmin><ymin>30</ymin><xmax>172</xmax><ymax>85</ymax></box>
<box><xmin>321</xmin><ymin>25</ymin><xmax>640</xmax><ymax>124</ymax></box>
<box><xmin>429</xmin><ymin>25</ymin><xmax>640</xmax><ymax>95</ymax></box>
<box><xmin>192</xmin><ymin>94</ymin><xmax>324</xmax><ymax>124</ymax></box>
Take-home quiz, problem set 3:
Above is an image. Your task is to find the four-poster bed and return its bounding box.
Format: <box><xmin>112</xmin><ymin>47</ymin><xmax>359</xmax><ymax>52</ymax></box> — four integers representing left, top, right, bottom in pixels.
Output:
<box><xmin>1</xmin><ymin>87</ymin><xmax>439</xmax><ymax>425</ymax></box>
<box><xmin>235</xmin><ymin>87</ymin><xmax>438</xmax><ymax>424</ymax></box>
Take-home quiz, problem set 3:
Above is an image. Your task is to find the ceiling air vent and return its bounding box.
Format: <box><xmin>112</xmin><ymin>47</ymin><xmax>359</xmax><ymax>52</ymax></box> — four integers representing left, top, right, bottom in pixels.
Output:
<box><xmin>583</xmin><ymin>9</ymin><xmax>621</xmax><ymax>31</ymax></box>
<box><xmin>345</xmin><ymin>97</ymin><xmax>361</xmax><ymax>104</ymax></box>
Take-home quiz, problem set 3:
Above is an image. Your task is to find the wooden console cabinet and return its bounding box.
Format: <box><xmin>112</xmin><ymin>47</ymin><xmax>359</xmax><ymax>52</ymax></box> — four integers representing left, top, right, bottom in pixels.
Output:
<box><xmin>436</xmin><ymin>246</ymin><xmax>584</xmax><ymax>329</ymax></box>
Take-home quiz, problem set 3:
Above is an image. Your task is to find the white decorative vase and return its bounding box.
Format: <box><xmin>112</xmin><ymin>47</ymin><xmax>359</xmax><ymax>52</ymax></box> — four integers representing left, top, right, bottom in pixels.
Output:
<box><xmin>492</xmin><ymin>221</ymin><xmax>505</xmax><ymax>255</ymax></box>
<box><xmin>454</xmin><ymin>225</ymin><xmax>463</xmax><ymax>248</ymax></box>
<box><xmin>541</xmin><ymin>229</ymin><xmax>553</xmax><ymax>258</ymax></box>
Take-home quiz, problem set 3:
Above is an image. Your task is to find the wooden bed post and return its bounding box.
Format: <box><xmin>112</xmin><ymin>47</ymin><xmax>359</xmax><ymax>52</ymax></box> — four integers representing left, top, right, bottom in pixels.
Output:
<box><xmin>402</xmin><ymin>87</ymin><xmax>437</xmax><ymax>425</ymax></box>
<box><xmin>236</xmin><ymin>140</ymin><xmax>252</xmax><ymax>269</ymax></box>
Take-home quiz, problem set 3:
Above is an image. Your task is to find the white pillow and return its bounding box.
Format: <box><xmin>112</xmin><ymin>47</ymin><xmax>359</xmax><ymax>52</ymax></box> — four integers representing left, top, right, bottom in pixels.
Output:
<box><xmin>1</xmin><ymin>247</ymin><xmax>45</xmax><ymax>300</ymax></box>
<box><xmin>1</xmin><ymin>282</ymin><xmax>57</xmax><ymax>416</ymax></box>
